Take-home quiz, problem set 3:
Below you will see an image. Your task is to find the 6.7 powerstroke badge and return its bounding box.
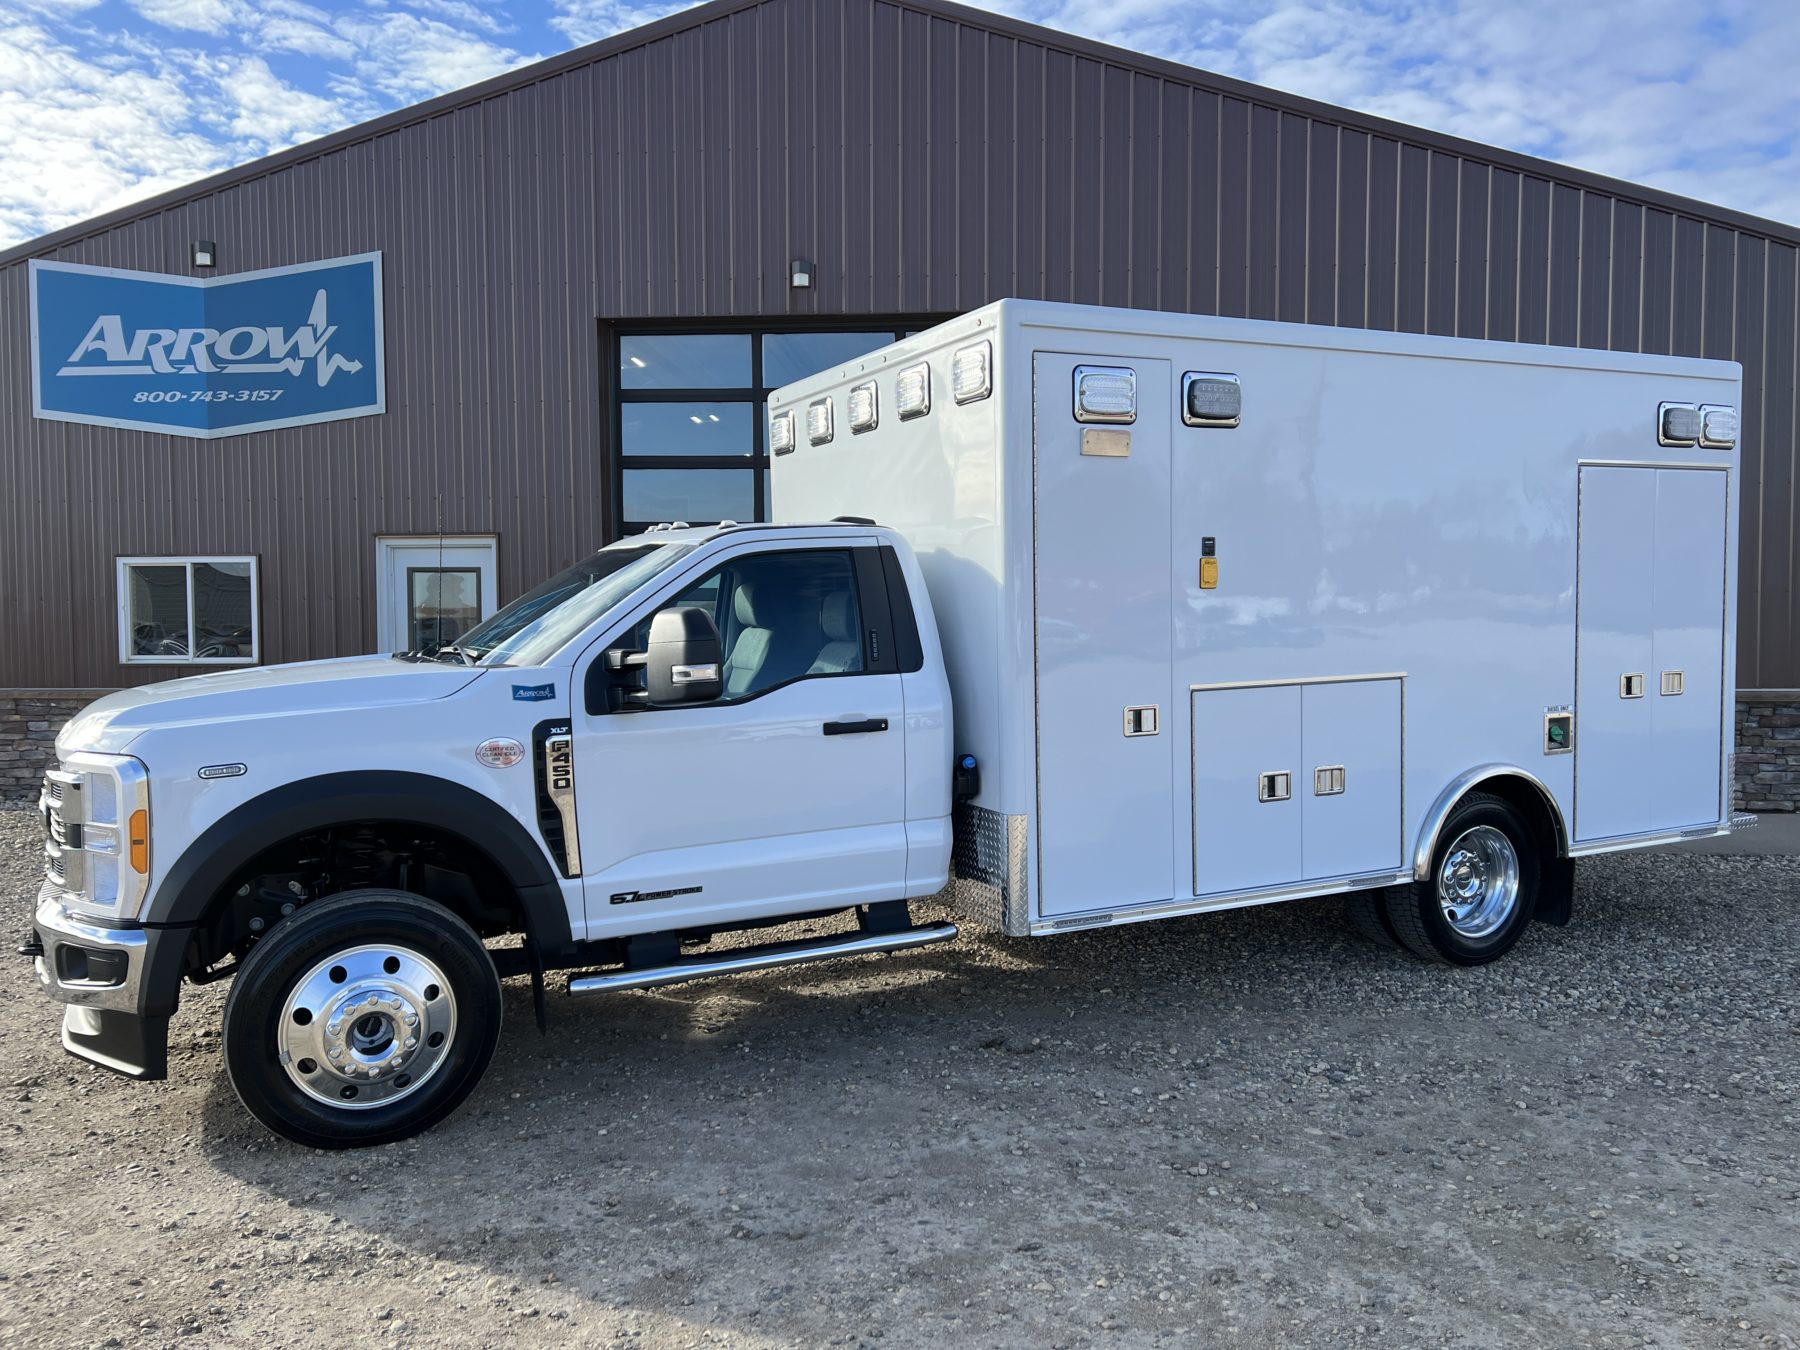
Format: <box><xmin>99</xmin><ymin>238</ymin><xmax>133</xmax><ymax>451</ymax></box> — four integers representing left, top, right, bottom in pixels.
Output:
<box><xmin>610</xmin><ymin>886</ymin><xmax>703</xmax><ymax>906</ymax></box>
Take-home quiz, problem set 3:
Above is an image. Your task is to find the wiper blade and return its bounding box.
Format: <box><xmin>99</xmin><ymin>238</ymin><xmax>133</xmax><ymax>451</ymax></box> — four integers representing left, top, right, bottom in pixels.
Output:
<box><xmin>433</xmin><ymin>645</ymin><xmax>476</xmax><ymax>666</ymax></box>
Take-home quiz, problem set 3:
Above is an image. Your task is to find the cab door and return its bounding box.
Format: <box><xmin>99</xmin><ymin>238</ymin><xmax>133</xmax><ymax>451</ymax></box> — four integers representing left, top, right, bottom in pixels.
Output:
<box><xmin>572</xmin><ymin>539</ymin><xmax>909</xmax><ymax>938</ymax></box>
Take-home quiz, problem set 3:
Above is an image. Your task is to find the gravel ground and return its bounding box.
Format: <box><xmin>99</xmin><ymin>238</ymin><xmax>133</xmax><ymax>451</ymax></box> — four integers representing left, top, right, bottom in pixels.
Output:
<box><xmin>1</xmin><ymin>805</ymin><xmax>1795</xmax><ymax>1350</ymax></box>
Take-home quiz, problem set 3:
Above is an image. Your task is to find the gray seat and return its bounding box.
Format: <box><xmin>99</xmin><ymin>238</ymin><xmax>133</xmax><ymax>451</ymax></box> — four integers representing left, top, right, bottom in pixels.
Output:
<box><xmin>721</xmin><ymin>582</ymin><xmax>775</xmax><ymax>697</ymax></box>
<box><xmin>807</xmin><ymin>591</ymin><xmax>862</xmax><ymax>674</ymax></box>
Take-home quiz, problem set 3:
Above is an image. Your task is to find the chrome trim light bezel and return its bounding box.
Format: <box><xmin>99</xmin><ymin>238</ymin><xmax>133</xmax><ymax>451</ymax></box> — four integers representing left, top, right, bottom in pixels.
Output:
<box><xmin>847</xmin><ymin>380</ymin><xmax>879</xmax><ymax>434</ymax></box>
<box><xmin>1658</xmin><ymin>401</ymin><xmax>1702</xmax><ymax>448</ymax></box>
<box><xmin>951</xmin><ymin>341</ymin><xmax>992</xmax><ymax>405</ymax></box>
<box><xmin>769</xmin><ymin>410</ymin><xmax>797</xmax><ymax>456</ymax></box>
<box><xmin>1182</xmin><ymin>371</ymin><xmax>1243</xmax><ymax>428</ymax></box>
<box><xmin>895</xmin><ymin>362</ymin><xmax>931</xmax><ymax>420</ymax></box>
<box><xmin>806</xmin><ymin>397</ymin><xmax>835</xmax><ymax>446</ymax></box>
<box><xmin>1073</xmin><ymin>365</ymin><xmax>1137</xmax><ymax>424</ymax></box>
<box><xmin>1699</xmin><ymin>404</ymin><xmax>1739</xmax><ymax>450</ymax></box>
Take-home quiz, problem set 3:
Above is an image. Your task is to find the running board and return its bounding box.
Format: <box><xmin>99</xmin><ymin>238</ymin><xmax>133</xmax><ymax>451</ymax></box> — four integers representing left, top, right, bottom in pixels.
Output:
<box><xmin>566</xmin><ymin>922</ymin><xmax>960</xmax><ymax>995</ymax></box>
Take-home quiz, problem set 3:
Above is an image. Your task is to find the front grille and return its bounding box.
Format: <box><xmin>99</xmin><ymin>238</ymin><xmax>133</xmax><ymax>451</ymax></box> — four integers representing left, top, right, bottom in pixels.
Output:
<box><xmin>41</xmin><ymin>767</ymin><xmax>82</xmax><ymax>898</ymax></box>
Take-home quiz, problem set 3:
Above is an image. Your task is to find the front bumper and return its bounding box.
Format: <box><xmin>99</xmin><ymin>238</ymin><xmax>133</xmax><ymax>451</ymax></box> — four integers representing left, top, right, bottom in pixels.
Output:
<box><xmin>30</xmin><ymin>882</ymin><xmax>177</xmax><ymax>1079</ymax></box>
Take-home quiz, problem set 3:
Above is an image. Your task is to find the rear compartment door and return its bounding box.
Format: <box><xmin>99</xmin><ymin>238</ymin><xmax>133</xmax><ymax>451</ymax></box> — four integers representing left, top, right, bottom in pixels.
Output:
<box><xmin>1575</xmin><ymin>466</ymin><xmax>1728</xmax><ymax>841</ymax></box>
<box><xmin>1031</xmin><ymin>353</ymin><xmax>1174</xmax><ymax>917</ymax></box>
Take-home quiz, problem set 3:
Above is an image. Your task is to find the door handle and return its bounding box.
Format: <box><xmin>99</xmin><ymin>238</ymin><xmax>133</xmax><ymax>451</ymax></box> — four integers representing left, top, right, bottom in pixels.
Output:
<box><xmin>823</xmin><ymin>718</ymin><xmax>889</xmax><ymax>736</ymax></box>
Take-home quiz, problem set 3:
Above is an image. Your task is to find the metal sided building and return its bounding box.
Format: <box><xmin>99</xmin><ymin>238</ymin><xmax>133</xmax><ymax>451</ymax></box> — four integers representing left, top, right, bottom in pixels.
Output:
<box><xmin>1</xmin><ymin>0</ymin><xmax>1797</xmax><ymax>808</ymax></box>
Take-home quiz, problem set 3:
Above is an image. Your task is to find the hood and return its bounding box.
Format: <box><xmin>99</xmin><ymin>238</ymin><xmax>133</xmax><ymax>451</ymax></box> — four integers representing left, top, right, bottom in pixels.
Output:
<box><xmin>61</xmin><ymin>655</ymin><xmax>487</xmax><ymax>754</ymax></box>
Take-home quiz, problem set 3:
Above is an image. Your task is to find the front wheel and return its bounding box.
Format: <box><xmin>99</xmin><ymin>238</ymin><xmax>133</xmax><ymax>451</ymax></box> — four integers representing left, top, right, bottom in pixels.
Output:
<box><xmin>222</xmin><ymin>891</ymin><xmax>502</xmax><ymax>1148</ymax></box>
<box><xmin>1383</xmin><ymin>792</ymin><xmax>1540</xmax><ymax>965</ymax></box>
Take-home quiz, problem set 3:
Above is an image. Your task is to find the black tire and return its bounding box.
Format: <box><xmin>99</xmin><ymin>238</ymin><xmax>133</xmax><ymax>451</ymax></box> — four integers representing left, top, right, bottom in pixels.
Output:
<box><xmin>1344</xmin><ymin>889</ymin><xmax>1403</xmax><ymax>949</ymax></box>
<box><xmin>223</xmin><ymin>891</ymin><xmax>502</xmax><ymax>1149</ymax></box>
<box><xmin>1383</xmin><ymin>792</ymin><xmax>1540</xmax><ymax>966</ymax></box>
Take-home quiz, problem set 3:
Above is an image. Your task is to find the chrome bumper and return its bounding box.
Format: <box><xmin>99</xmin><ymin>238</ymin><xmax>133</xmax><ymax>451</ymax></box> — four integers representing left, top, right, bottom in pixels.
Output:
<box><xmin>31</xmin><ymin>881</ymin><xmax>150</xmax><ymax>1015</ymax></box>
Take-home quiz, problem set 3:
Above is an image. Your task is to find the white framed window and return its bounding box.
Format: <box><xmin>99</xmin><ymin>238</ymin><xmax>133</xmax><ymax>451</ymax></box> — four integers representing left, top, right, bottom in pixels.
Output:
<box><xmin>117</xmin><ymin>556</ymin><xmax>260</xmax><ymax>665</ymax></box>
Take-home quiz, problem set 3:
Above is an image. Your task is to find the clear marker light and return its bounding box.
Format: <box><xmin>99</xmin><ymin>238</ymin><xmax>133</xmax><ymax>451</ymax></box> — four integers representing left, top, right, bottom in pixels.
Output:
<box><xmin>769</xmin><ymin>410</ymin><xmax>796</xmax><ymax>456</ymax></box>
<box><xmin>848</xmin><ymin>381</ymin><xmax>879</xmax><ymax>433</ymax></box>
<box><xmin>896</xmin><ymin>362</ymin><xmax>931</xmax><ymax>419</ymax></box>
<box><xmin>1074</xmin><ymin>365</ymin><xmax>1136</xmax><ymax>423</ymax></box>
<box><xmin>807</xmin><ymin>397</ymin><xmax>835</xmax><ymax>446</ymax></box>
<box><xmin>952</xmin><ymin>341</ymin><xmax>992</xmax><ymax>404</ymax></box>
<box><xmin>1700</xmin><ymin>405</ymin><xmax>1739</xmax><ymax>449</ymax></box>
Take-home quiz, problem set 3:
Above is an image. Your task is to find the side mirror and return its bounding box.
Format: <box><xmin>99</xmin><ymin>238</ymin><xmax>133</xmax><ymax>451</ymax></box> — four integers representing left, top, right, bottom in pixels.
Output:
<box><xmin>644</xmin><ymin>606</ymin><xmax>724</xmax><ymax>705</ymax></box>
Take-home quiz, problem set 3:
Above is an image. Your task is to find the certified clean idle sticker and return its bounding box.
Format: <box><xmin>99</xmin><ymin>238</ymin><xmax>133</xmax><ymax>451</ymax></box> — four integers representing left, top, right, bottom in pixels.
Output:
<box><xmin>475</xmin><ymin>738</ymin><xmax>526</xmax><ymax>769</ymax></box>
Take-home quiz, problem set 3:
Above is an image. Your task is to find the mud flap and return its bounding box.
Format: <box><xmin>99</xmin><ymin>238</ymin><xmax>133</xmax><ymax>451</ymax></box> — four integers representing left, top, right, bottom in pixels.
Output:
<box><xmin>1533</xmin><ymin>854</ymin><xmax>1575</xmax><ymax>926</ymax></box>
<box><xmin>63</xmin><ymin>1006</ymin><xmax>170</xmax><ymax>1080</ymax></box>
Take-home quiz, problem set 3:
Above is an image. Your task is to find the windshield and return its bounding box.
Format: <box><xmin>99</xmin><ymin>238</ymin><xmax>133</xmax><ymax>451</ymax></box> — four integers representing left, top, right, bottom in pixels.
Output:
<box><xmin>452</xmin><ymin>542</ymin><xmax>697</xmax><ymax>667</ymax></box>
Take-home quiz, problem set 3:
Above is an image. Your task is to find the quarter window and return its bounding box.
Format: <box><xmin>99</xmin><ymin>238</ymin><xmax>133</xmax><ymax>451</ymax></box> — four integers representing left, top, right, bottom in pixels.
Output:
<box><xmin>117</xmin><ymin>556</ymin><xmax>259</xmax><ymax>664</ymax></box>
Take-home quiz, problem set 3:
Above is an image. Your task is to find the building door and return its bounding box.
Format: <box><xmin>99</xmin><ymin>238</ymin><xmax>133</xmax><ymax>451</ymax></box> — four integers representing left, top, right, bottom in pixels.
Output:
<box><xmin>375</xmin><ymin>536</ymin><xmax>498</xmax><ymax>654</ymax></box>
<box><xmin>1574</xmin><ymin>467</ymin><xmax>1729</xmax><ymax>841</ymax></box>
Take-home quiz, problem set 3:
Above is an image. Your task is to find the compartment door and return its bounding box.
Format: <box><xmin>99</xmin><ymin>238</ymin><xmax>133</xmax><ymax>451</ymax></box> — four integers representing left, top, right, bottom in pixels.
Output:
<box><xmin>1191</xmin><ymin>684</ymin><xmax>1303</xmax><ymax>896</ymax></box>
<box><xmin>1301</xmin><ymin>678</ymin><xmax>1403</xmax><ymax>880</ymax></box>
<box><xmin>1650</xmin><ymin>468</ymin><xmax>1728</xmax><ymax>830</ymax></box>
<box><xmin>1032</xmin><ymin>353</ymin><xmax>1174</xmax><ymax>916</ymax></box>
<box><xmin>1575</xmin><ymin>467</ymin><xmax>1657</xmax><ymax>842</ymax></box>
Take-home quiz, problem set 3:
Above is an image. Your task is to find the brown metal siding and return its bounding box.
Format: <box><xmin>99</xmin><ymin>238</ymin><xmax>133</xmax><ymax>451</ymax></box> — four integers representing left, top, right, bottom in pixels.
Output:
<box><xmin>2</xmin><ymin>0</ymin><xmax>1798</xmax><ymax>687</ymax></box>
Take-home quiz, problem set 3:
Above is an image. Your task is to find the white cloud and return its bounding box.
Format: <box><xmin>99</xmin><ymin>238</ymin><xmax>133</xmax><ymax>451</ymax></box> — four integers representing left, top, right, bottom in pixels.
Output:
<box><xmin>0</xmin><ymin>19</ymin><xmax>232</xmax><ymax>248</ymax></box>
<box><xmin>1</xmin><ymin>0</ymin><xmax>1793</xmax><ymax>252</ymax></box>
<box><xmin>0</xmin><ymin>2</ymin><xmax>543</xmax><ymax>249</ymax></box>
<box><xmin>549</xmin><ymin>0</ymin><xmax>694</xmax><ymax>47</ymax></box>
<box><xmin>992</xmin><ymin>0</ymin><xmax>1800</xmax><ymax>226</ymax></box>
<box><xmin>128</xmin><ymin>0</ymin><xmax>240</xmax><ymax>35</ymax></box>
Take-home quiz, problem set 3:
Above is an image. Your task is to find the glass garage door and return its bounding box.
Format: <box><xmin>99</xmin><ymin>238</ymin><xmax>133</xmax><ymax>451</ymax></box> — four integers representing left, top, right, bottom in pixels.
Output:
<box><xmin>614</xmin><ymin>325</ymin><xmax>931</xmax><ymax>534</ymax></box>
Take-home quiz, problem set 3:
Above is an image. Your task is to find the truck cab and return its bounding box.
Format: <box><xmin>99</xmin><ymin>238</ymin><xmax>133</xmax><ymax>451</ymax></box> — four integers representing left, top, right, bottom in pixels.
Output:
<box><xmin>29</xmin><ymin>521</ymin><xmax>958</xmax><ymax>1148</ymax></box>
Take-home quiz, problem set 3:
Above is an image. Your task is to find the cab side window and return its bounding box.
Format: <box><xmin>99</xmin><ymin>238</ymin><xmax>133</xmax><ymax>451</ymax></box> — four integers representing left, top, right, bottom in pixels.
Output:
<box><xmin>634</xmin><ymin>549</ymin><xmax>864</xmax><ymax>702</ymax></box>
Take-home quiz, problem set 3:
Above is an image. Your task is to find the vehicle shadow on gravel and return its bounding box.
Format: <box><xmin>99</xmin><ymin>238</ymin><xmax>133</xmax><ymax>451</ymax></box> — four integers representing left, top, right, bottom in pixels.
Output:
<box><xmin>180</xmin><ymin>853</ymin><xmax>1800</xmax><ymax>1346</ymax></box>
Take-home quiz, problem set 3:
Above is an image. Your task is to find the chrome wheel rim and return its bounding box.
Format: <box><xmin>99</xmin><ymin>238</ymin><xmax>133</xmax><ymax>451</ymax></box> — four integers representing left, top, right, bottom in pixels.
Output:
<box><xmin>278</xmin><ymin>944</ymin><xmax>457</xmax><ymax>1110</ymax></box>
<box><xmin>1436</xmin><ymin>825</ymin><xmax>1520</xmax><ymax>939</ymax></box>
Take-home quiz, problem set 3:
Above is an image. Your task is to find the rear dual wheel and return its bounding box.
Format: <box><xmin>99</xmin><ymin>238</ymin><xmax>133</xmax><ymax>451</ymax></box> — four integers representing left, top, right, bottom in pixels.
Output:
<box><xmin>223</xmin><ymin>891</ymin><xmax>502</xmax><ymax>1149</ymax></box>
<box><xmin>1358</xmin><ymin>792</ymin><xmax>1541</xmax><ymax>965</ymax></box>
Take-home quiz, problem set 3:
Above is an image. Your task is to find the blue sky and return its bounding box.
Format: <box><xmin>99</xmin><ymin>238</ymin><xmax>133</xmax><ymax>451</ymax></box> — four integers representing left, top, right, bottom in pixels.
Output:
<box><xmin>3</xmin><ymin>0</ymin><xmax>1796</xmax><ymax>250</ymax></box>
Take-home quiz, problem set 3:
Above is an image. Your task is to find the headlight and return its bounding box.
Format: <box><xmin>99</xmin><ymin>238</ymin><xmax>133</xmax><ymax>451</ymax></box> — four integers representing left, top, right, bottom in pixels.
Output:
<box><xmin>44</xmin><ymin>751</ymin><xmax>150</xmax><ymax>922</ymax></box>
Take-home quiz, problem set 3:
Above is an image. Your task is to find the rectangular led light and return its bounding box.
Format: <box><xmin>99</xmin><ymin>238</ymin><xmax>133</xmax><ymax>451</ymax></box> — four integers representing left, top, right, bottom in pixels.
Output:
<box><xmin>1074</xmin><ymin>365</ymin><xmax>1136</xmax><ymax>424</ymax></box>
<box><xmin>895</xmin><ymin>361</ymin><xmax>931</xmax><ymax>420</ymax></box>
<box><xmin>848</xmin><ymin>380</ymin><xmax>878</xmax><ymax>434</ymax></box>
<box><xmin>1658</xmin><ymin>401</ymin><xmax>1702</xmax><ymax>447</ymax></box>
<box><xmin>952</xmin><ymin>341</ymin><xmax>991</xmax><ymax>404</ymax></box>
<box><xmin>1182</xmin><ymin>372</ymin><xmax>1242</xmax><ymax>428</ymax></box>
<box><xmin>769</xmin><ymin>409</ymin><xmax>796</xmax><ymax>456</ymax></box>
<box><xmin>807</xmin><ymin>397</ymin><xmax>834</xmax><ymax>446</ymax></box>
<box><xmin>1699</xmin><ymin>404</ymin><xmax>1738</xmax><ymax>449</ymax></box>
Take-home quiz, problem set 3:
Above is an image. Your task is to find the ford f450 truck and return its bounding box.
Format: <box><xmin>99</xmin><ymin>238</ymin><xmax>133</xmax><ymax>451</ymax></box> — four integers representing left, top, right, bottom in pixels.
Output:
<box><xmin>26</xmin><ymin>300</ymin><xmax>1751</xmax><ymax>1148</ymax></box>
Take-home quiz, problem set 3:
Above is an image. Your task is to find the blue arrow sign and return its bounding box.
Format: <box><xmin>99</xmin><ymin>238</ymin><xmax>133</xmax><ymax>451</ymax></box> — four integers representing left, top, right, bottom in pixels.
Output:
<box><xmin>28</xmin><ymin>252</ymin><xmax>385</xmax><ymax>439</ymax></box>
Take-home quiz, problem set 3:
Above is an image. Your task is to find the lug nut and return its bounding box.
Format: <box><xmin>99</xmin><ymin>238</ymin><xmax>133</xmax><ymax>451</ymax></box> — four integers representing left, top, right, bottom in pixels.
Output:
<box><xmin>404</xmin><ymin>1036</ymin><xmax>417</xmax><ymax>1049</ymax></box>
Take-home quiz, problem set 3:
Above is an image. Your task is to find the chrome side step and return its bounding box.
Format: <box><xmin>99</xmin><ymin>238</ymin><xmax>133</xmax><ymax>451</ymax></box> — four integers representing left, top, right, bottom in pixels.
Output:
<box><xmin>566</xmin><ymin>922</ymin><xmax>959</xmax><ymax>995</ymax></box>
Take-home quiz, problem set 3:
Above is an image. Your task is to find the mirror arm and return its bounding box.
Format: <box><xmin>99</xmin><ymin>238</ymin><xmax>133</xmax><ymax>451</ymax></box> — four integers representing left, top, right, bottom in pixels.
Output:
<box><xmin>603</xmin><ymin>646</ymin><xmax>652</xmax><ymax>712</ymax></box>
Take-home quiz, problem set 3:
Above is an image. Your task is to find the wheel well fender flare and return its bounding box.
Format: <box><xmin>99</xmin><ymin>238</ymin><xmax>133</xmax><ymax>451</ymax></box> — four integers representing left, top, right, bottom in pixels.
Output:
<box><xmin>147</xmin><ymin>770</ymin><xmax>571</xmax><ymax>953</ymax></box>
<box><xmin>1412</xmin><ymin>765</ymin><xmax>1570</xmax><ymax>882</ymax></box>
